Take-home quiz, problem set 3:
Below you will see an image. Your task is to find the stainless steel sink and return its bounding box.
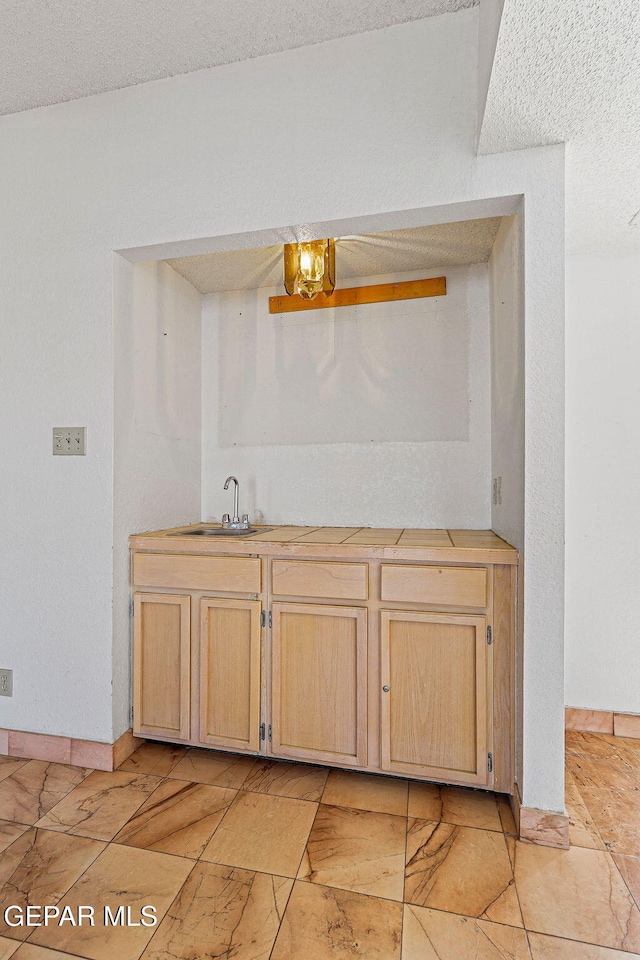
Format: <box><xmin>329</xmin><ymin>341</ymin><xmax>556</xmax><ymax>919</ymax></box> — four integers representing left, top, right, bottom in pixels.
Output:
<box><xmin>167</xmin><ymin>526</ymin><xmax>273</xmax><ymax>538</ymax></box>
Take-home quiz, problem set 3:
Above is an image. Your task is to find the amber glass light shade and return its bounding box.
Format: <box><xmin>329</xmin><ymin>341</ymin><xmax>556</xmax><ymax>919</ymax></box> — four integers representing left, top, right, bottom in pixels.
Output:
<box><xmin>283</xmin><ymin>239</ymin><xmax>335</xmax><ymax>300</ymax></box>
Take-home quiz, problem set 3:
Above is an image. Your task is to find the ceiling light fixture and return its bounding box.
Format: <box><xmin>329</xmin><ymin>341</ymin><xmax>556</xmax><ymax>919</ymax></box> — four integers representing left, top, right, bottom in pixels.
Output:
<box><xmin>283</xmin><ymin>239</ymin><xmax>335</xmax><ymax>300</ymax></box>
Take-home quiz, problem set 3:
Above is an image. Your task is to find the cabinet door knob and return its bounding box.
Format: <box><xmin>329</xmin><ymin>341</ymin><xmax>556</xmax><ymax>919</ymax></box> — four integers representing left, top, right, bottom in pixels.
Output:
<box><xmin>382</xmin><ymin>685</ymin><xmax>390</xmax><ymax>693</ymax></box>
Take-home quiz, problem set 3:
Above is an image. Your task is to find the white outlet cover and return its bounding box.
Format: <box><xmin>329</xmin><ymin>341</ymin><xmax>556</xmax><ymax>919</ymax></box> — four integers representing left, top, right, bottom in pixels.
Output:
<box><xmin>53</xmin><ymin>427</ymin><xmax>86</xmax><ymax>455</ymax></box>
<box><xmin>0</xmin><ymin>669</ymin><xmax>13</xmax><ymax>697</ymax></box>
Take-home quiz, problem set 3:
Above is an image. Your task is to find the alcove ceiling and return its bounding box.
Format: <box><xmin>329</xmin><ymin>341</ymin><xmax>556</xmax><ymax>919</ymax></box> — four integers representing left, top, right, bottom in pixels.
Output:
<box><xmin>165</xmin><ymin>217</ymin><xmax>502</xmax><ymax>294</ymax></box>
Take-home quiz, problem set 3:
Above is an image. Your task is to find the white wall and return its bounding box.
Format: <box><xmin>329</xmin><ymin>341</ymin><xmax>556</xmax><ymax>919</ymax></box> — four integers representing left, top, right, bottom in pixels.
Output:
<box><xmin>489</xmin><ymin>212</ymin><xmax>526</xmax><ymax>791</ymax></box>
<box><xmin>0</xmin><ymin>8</ymin><xmax>565</xmax><ymax>813</ymax></box>
<box><xmin>202</xmin><ymin>265</ymin><xmax>491</xmax><ymax>529</ymax></box>
<box><xmin>477</xmin><ymin>0</ymin><xmax>506</xmax><ymax>141</ymax></box>
<box><xmin>490</xmin><ymin>214</ymin><xmax>525</xmax><ymax>550</ymax></box>
<box><xmin>566</xmin><ymin>253</ymin><xmax>640</xmax><ymax>715</ymax></box>
<box><xmin>113</xmin><ymin>259</ymin><xmax>202</xmax><ymax>736</ymax></box>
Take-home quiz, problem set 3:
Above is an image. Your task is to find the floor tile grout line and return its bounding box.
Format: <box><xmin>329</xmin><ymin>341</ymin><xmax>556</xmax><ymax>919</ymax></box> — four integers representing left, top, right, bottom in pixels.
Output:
<box><xmin>289</xmin><ymin>798</ymin><xmax>321</xmax><ymax>883</ymax></box>
<box><xmin>609</xmin><ymin>849</ymin><xmax>640</xmax><ymax>913</ymax></box>
<box><xmin>402</xmin><ymin>902</ymin><xmax>537</xmax><ymax>932</ymax></box>
<box><xmin>566</xmin><ymin>768</ymin><xmax>611</xmax><ymax>853</ymax></box>
<box><xmin>192</xmin><ymin>785</ymin><xmax>245</xmax><ymax>862</ymax></box>
<box><xmin>19</xmin><ymin>829</ymin><xmax>109</xmax><ymax>950</ymax></box>
<box><xmin>133</xmin><ymin>856</ymin><xmax>200</xmax><ymax>960</ymax></box>
<box><xmin>294</xmin><ymin>877</ymin><xmax>409</xmax><ymax>908</ymax></box>
<box><xmin>570</xmin><ymin>769</ymin><xmax>638</xmax><ymax>855</ymax></box>
<box><xmin>319</xmin><ymin>800</ymin><xmax>410</xmax><ymax>822</ymax></box>
<box><xmin>402</xmin><ymin>800</ymin><xmax>409</xmax><ymax>950</ymax></box>
<box><xmin>504</xmin><ymin>831</ymin><xmax>527</xmax><ymax>931</ymax></box>
<box><xmin>31</xmin><ymin>940</ymin><xmax>93</xmax><ymax>960</ymax></box>
<box><xmin>523</xmin><ymin>922</ymin><xmax>640</xmax><ymax>952</ymax></box>
<box><xmin>192</xmin><ymin>852</ymin><xmax>303</xmax><ymax>884</ymax></box>
<box><xmin>156</xmin><ymin>773</ymin><xmax>248</xmax><ymax>790</ymax></box>
<box><xmin>13</xmin><ymin>940</ymin><xmax>93</xmax><ymax>960</ymax></box>
<box><xmin>267</xmin><ymin>874</ymin><xmax>298</xmax><ymax>960</ymax></box>
<box><xmin>532</xmin><ymin>930</ymin><xmax>640</xmax><ymax>953</ymax></box>
<box><xmin>522</xmin><ymin>927</ymin><xmax>534</xmax><ymax>958</ymax></box>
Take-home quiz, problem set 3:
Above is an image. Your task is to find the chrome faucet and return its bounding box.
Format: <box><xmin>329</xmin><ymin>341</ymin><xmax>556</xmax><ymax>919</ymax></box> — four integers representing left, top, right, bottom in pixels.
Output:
<box><xmin>222</xmin><ymin>476</ymin><xmax>250</xmax><ymax>530</ymax></box>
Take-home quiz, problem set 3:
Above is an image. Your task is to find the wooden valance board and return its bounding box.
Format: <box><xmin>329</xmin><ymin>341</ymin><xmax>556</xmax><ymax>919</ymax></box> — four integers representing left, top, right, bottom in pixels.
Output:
<box><xmin>269</xmin><ymin>276</ymin><xmax>446</xmax><ymax>314</ymax></box>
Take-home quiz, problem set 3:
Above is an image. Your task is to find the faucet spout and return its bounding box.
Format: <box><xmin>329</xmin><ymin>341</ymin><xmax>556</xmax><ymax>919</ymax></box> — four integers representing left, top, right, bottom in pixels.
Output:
<box><xmin>223</xmin><ymin>476</ymin><xmax>240</xmax><ymax>522</ymax></box>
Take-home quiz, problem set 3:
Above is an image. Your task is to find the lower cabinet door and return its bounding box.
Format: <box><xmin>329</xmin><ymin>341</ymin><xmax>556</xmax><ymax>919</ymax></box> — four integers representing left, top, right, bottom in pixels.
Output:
<box><xmin>133</xmin><ymin>592</ymin><xmax>191</xmax><ymax>740</ymax></box>
<box><xmin>271</xmin><ymin>602</ymin><xmax>367</xmax><ymax>766</ymax></box>
<box><xmin>380</xmin><ymin>610</ymin><xmax>490</xmax><ymax>786</ymax></box>
<box><xmin>199</xmin><ymin>598</ymin><xmax>262</xmax><ymax>752</ymax></box>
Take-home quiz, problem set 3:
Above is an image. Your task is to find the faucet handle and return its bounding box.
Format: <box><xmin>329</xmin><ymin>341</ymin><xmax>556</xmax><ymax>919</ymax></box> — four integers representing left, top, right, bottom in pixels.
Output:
<box><xmin>242</xmin><ymin>514</ymin><xmax>249</xmax><ymax>524</ymax></box>
<box><xmin>222</xmin><ymin>513</ymin><xmax>230</xmax><ymax>524</ymax></box>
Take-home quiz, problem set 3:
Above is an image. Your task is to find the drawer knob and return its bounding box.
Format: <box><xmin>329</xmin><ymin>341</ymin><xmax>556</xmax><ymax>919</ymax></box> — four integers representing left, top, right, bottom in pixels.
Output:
<box><xmin>382</xmin><ymin>685</ymin><xmax>390</xmax><ymax>693</ymax></box>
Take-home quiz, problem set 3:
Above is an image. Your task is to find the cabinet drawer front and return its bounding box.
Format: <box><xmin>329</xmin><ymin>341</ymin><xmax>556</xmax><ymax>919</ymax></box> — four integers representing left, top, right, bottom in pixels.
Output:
<box><xmin>272</xmin><ymin>560</ymin><xmax>368</xmax><ymax>600</ymax></box>
<box><xmin>381</xmin><ymin>564</ymin><xmax>488</xmax><ymax>608</ymax></box>
<box><xmin>133</xmin><ymin>554</ymin><xmax>261</xmax><ymax>594</ymax></box>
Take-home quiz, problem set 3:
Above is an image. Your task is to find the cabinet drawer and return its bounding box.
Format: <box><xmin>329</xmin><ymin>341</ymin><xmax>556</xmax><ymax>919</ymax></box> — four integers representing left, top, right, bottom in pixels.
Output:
<box><xmin>381</xmin><ymin>564</ymin><xmax>488</xmax><ymax>608</ymax></box>
<box><xmin>272</xmin><ymin>560</ymin><xmax>368</xmax><ymax>600</ymax></box>
<box><xmin>133</xmin><ymin>554</ymin><xmax>261</xmax><ymax>594</ymax></box>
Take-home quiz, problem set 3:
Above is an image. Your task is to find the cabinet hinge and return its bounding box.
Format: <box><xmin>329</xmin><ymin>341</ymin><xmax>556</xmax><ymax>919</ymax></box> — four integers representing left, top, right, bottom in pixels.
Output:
<box><xmin>268</xmin><ymin>724</ymin><xmax>272</xmax><ymax>741</ymax></box>
<box><xmin>260</xmin><ymin>723</ymin><xmax>266</xmax><ymax>741</ymax></box>
<box><xmin>260</xmin><ymin>611</ymin><xmax>273</xmax><ymax>629</ymax></box>
<box><xmin>130</xmin><ymin>599</ymin><xmax>135</xmax><ymax>618</ymax></box>
<box><xmin>487</xmin><ymin>625</ymin><xmax>492</xmax><ymax>645</ymax></box>
<box><xmin>487</xmin><ymin>752</ymin><xmax>493</xmax><ymax>773</ymax></box>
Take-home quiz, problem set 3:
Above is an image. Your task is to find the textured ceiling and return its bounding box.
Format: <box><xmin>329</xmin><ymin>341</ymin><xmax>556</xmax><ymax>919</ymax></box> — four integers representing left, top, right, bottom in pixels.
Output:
<box><xmin>479</xmin><ymin>0</ymin><xmax>640</xmax><ymax>255</ymax></box>
<box><xmin>0</xmin><ymin>0</ymin><xmax>476</xmax><ymax>116</ymax></box>
<box><xmin>166</xmin><ymin>218</ymin><xmax>502</xmax><ymax>293</ymax></box>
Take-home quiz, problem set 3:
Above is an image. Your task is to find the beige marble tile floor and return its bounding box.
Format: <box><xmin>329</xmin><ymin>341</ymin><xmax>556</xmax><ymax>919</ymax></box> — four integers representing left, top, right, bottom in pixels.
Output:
<box><xmin>0</xmin><ymin>732</ymin><xmax>638</xmax><ymax>958</ymax></box>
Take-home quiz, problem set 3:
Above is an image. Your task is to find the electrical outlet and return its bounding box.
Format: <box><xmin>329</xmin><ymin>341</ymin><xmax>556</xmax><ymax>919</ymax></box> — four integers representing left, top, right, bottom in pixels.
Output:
<box><xmin>53</xmin><ymin>427</ymin><xmax>86</xmax><ymax>456</ymax></box>
<box><xmin>0</xmin><ymin>669</ymin><xmax>13</xmax><ymax>697</ymax></box>
<box><xmin>492</xmin><ymin>476</ymin><xmax>503</xmax><ymax>506</ymax></box>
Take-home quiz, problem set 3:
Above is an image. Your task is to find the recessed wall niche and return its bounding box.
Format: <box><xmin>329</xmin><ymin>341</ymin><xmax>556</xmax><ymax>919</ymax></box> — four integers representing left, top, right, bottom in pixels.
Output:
<box><xmin>166</xmin><ymin>218</ymin><xmax>502</xmax><ymax>529</ymax></box>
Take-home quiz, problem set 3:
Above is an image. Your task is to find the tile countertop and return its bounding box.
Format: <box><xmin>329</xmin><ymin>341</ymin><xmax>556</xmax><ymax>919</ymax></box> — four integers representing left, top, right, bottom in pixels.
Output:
<box><xmin>129</xmin><ymin>526</ymin><xmax>519</xmax><ymax>565</ymax></box>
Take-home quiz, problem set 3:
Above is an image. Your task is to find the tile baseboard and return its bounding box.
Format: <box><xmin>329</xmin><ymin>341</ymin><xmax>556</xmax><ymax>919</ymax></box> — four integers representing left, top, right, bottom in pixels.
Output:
<box><xmin>612</xmin><ymin>712</ymin><xmax>640</xmax><ymax>738</ymax></box>
<box><xmin>0</xmin><ymin>727</ymin><xmax>142</xmax><ymax>771</ymax></box>
<box><xmin>566</xmin><ymin>707</ymin><xmax>640</xmax><ymax>739</ymax></box>
<box><xmin>519</xmin><ymin>806</ymin><xmax>570</xmax><ymax>849</ymax></box>
<box><xmin>509</xmin><ymin>783</ymin><xmax>570</xmax><ymax>849</ymax></box>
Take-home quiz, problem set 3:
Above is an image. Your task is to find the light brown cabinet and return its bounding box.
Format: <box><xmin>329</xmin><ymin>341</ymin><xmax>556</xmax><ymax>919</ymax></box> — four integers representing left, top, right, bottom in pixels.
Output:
<box><xmin>130</xmin><ymin>526</ymin><xmax>516</xmax><ymax>794</ymax></box>
<box><xmin>271</xmin><ymin>602</ymin><xmax>367</xmax><ymax>767</ymax></box>
<box><xmin>380</xmin><ymin>610</ymin><xmax>489</xmax><ymax>786</ymax></box>
<box><xmin>199</xmin><ymin>597</ymin><xmax>261</xmax><ymax>752</ymax></box>
<box><xmin>133</xmin><ymin>592</ymin><xmax>191</xmax><ymax>741</ymax></box>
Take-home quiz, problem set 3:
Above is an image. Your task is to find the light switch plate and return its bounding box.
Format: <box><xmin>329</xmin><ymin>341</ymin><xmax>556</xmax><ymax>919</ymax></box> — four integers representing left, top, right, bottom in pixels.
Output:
<box><xmin>53</xmin><ymin>427</ymin><xmax>86</xmax><ymax>455</ymax></box>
